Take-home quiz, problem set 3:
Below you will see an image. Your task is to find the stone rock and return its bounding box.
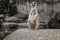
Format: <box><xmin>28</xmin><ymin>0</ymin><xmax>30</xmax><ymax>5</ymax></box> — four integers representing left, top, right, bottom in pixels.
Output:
<box><xmin>15</xmin><ymin>12</ymin><xmax>28</xmax><ymax>19</ymax></box>
<box><xmin>4</xmin><ymin>29</ymin><xmax>60</xmax><ymax>40</ymax></box>
<box><xmin>0</xmin><ymin>32</ymin><xmax>5</xmax><ymax>39</ymax></box>
<box><xmin>8</xmin><ymin>23</ymin><xmax>18</xmax><ymax>29</ymax></box>
<box><xmin>5</xmin><ymin>16</ymin><xmax>19</xmax><ymax>22</ymax></box>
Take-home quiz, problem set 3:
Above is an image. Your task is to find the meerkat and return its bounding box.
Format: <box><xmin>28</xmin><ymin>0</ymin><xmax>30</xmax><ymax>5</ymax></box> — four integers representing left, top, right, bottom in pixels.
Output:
<box><xmin>28</xmin><ymin>1</ymin><xmax>40</xmax><ymax>30</ymax></box>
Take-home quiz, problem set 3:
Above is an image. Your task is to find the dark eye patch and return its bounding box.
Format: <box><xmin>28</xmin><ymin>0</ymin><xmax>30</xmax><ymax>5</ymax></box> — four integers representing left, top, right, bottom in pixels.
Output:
<box><xmin>34</xmin><ymin>3</ymin><xmax>36</xmax><ymax>4</ymax></box>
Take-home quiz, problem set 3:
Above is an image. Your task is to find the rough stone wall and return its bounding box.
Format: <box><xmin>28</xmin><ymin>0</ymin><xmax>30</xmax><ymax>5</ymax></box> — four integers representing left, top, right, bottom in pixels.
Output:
<box><xmin>16</xmin><ymin>0</ymin><xmax>60</xmax><ymax>24</ymax></box>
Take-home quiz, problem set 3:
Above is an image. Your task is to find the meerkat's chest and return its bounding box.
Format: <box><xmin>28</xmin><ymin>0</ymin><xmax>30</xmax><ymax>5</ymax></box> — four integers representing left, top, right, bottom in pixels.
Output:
<box><xmin>29</xmin><ymin>13</ymin><xmax>37</xmax><ymax>24</ymax></box>
<box><xmin>29</xmin><ymin>7</ymin><xmax>37</xmax><ymax>24</ymax></box>
<box><xmin>29</xmin><ymin>18</ymin><xmax>36</xmax><ymax>24</ymax></box>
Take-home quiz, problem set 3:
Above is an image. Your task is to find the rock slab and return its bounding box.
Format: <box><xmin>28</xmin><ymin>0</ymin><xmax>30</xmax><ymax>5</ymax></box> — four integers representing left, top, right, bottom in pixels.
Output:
<box><xmin>4</xmin><ymin>29</ymin><xmax>60</xmax><ymax>40</ymax></box>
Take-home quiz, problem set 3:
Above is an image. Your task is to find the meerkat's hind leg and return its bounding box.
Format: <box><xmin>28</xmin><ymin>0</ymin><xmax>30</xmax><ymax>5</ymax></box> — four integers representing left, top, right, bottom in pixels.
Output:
<box><xmin>35</xmin><ymin>15</ymin><xmax>40</xmax><ymax>29</ymax></box>
<box><xmin>35</xmin><ymin>23</ymin><xmax>40</xmax><ymax>29</ymax></box>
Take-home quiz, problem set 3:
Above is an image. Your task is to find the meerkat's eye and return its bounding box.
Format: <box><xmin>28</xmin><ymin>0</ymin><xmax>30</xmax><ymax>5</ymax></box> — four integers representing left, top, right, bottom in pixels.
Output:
<box><xmin>34</xmin><ymin>3</ymin><xmax>36</xmax><ymax>4</ymax></box>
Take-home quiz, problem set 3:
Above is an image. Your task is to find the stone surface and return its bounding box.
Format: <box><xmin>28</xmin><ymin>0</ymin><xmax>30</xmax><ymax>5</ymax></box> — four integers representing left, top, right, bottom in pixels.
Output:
<box><xmin>4</xmin><ymin>29</ymin><xmax>60</xmax><ymax>40</ymax></box>
<box><xmin>5</xmin><ymin>16</ymin><xmax>19</xmax><ymax>22</ymax></box>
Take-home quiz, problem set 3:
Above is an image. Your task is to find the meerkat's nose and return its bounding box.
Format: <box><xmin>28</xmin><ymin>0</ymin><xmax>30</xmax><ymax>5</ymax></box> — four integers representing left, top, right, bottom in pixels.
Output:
<box><xmin>32</xmin><ymin>4</ymin><xmax>35</xmax><ymax>6</ymax></box>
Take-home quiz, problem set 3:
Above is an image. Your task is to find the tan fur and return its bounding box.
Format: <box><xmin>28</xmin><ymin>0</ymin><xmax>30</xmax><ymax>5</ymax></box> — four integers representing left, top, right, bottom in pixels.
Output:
<box><xmin>28</xmin><ymin>2</ymin><xmax>40</xmax><ymax>30</ymax></box>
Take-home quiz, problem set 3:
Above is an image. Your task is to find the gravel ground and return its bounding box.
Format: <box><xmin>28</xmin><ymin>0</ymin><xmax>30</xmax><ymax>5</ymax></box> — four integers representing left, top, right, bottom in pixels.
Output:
<box><xmin>4</xmin><ymin>29</ymin><xmax>60</xmax><ymax>40</ymax></box>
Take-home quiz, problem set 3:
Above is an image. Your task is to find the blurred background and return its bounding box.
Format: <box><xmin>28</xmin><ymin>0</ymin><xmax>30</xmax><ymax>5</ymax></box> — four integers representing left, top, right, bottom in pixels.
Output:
<box><xmin>0</xmin><ymin>0</ymin><xmax>60</xmax><ymax>40</ymax></box>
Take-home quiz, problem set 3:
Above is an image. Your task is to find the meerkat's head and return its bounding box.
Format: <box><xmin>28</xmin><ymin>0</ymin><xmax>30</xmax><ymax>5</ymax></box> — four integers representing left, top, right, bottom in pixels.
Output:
<box><xmin>30</xmin><ymin>1</ymin><xmax>37</xmax><ymax>8</ymax></box>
